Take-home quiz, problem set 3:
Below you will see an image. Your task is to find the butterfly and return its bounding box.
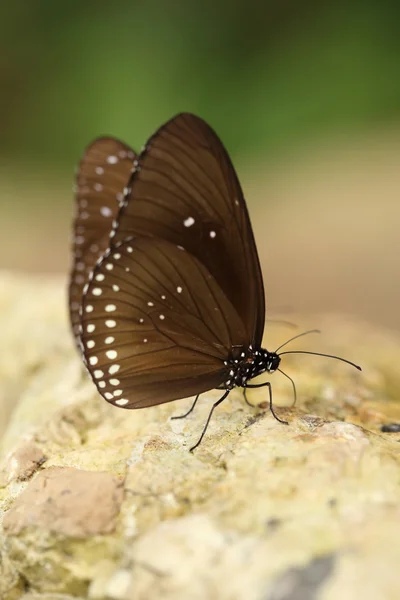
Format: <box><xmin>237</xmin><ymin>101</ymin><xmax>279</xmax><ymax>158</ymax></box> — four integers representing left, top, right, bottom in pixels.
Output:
<box><xmin>70</xmin><ymin>114</ymin><xmax>361</xmax><ymax>451</ymax></box>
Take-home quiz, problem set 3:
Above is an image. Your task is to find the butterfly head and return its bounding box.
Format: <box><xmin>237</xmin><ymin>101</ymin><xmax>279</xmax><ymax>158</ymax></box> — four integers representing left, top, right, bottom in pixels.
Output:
<box><xmin>225</xmin><ymin>347</ymin><xmax>281</xmax><ymax>389</ymax></box>
<box><xmin>263</xmin><ymin>350</ymin><xmax>281</xmax><ymax>374</ymax></box>
<box><xmin>250</xmin><ymin>348</ymin><xmax>281</xmax><ymax>379</ymax></box>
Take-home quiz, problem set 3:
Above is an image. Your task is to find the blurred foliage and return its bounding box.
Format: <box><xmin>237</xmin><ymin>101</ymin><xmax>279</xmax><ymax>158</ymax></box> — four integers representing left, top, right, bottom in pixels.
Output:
<box><xmin>0</xmin><ymin>0</ymin><xmax>399</xmax><ymax>173</ymax></box>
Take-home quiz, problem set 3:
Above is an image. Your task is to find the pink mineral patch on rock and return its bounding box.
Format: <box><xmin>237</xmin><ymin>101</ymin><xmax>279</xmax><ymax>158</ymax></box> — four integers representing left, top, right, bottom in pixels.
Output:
<box><xmin>3</xmin><ymin>466</ymin><xmax>124</xmax><ymax>537</ymax></box>
<box><xmin>0</xmin><ymin>441</ymin><xmax>47</xmax><ymax>486</ymax></box>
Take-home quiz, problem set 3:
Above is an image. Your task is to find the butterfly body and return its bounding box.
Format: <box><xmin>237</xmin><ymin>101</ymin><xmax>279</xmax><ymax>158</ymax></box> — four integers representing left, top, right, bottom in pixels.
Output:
<box><xmin>221</xmin><ymin>349</ymin><xmax>281</xmax><ymax>390</ymax></box>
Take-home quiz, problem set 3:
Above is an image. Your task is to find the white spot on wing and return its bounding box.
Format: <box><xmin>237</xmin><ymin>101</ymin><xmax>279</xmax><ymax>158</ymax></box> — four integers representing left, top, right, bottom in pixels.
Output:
<box><xmin>184</xmin><ymin>217</ymin><xmax>195</xmax><ymax>227</ymax></box>
<box><xmin>100</xmin><ymin>206</ymin><xmax>112</xmax><ymax>217</ymax></box>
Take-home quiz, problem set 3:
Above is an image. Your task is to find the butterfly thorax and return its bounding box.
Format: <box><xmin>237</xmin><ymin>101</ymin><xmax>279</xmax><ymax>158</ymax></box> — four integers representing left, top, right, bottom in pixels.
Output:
<box><xmin>224</xmin><ymin>348</ymin><xmax>281</xmax><ymax>390</ymax></box>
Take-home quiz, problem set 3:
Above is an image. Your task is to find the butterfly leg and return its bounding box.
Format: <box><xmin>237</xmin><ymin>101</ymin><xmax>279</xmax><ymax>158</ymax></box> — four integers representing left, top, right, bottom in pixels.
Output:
<box><xmin>277</xmin><ymin>368</ymin><xmax>297</xmax><ymax>407</ymax></box>
<box><xmin>243</xmin><ymin>388</ymin><xmax>257</xmax><ymax>407</ymax></box>
<box><xmin>171</xmin><ymin>394</ymin><xmax>200</xmax><ymax>420</ymax></box>
<box><xmin>265</xmin><ymin>382</ymin><xmax>288</xmax><ymax>425</ymax></box>
<box><xmin>190</xmin><ymin>390</ymin><xmax>230</xmax><ymax>452</ymax></box>
<box><xmin>244</xmin><ymin>382</ymin><xmax>288</xmax><ymax>425</ymax></box>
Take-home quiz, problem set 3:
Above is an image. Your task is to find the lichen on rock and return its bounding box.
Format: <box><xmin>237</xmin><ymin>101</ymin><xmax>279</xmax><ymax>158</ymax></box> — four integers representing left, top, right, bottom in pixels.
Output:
<box><xmin>1</xmin><ymin>273</ymin><xmax>400</xmax><ymax>599</ymax></box>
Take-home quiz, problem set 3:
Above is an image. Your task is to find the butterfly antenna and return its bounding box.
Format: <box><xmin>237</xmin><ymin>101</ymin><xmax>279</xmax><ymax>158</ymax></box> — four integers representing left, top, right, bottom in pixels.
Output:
<box><xmin>268</xmin><ymin>319</ymin><xmax>298</xmax><ymax>329</ymax></box>
<box><xmin>277</xmin><ymin>368</ymin><xmax>297</xmax><ymax>407</ymax></box>
<box><xmin>278</xmin><ymin>350</ymin><xmax>362</xmax><ymax>371</ymax></box>
<box><xmin>274</xmin><ymin>329</ymin><xmax>321</xmax><ymax>353</ymax></box>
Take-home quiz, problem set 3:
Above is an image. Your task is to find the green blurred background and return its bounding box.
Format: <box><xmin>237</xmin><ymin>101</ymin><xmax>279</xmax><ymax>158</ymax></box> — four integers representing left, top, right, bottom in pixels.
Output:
<box><xmin>1</xmin><ymin>0</ymin><xmax>399</xmax><ymax>329</ymax></box>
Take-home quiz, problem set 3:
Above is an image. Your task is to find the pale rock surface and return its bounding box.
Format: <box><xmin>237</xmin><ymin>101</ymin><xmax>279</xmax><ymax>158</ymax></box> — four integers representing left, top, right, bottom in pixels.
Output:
<box><xmin>0</xmin><ymin>272</ymin><xmax>400</xmax><ymax>599</ymax></box>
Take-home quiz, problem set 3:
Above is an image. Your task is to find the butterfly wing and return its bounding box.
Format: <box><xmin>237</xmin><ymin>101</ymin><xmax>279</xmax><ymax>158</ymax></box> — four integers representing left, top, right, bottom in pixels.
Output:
<box><xmin>80</xmin><ymin>237</ymin><xmax>248</xmax><ymax>408</ymax></box>
<box><xmin>112</xmin><ymin>113</ymin><xmax>265</xmax><ymax>347</ymax></box>
<box><xmin>69</xmin><ymin>137</ymin><xmax>136</xmax><ymax>343</ymax></box>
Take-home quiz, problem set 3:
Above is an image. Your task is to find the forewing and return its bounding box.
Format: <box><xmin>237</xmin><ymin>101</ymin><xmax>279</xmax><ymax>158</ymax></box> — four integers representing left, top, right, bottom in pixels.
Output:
<box><xmin>112</xmin><ymin>113</ymin><xmax>265</xmax><ymax>347</ymax></box>
<box><xmin>80</xmin><ymin>237</ymin><xmax>248</xmax><ymax>408</ymax></box>
<box><xmin>69</xmin><ymin>137</ymin><xmax>136</xmax><ymax>344</ymax></box>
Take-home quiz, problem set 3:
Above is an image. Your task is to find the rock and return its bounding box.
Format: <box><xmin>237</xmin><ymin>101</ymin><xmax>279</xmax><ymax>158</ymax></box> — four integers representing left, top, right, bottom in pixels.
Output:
<box><xmin>1</xmin><ymin>273</ymin><xmax>400</xmax><ymax>599</ymax></box>
<box><xmin>3</xmin><ymin>467</ymin><xmax>124</xmax><ymax>538</ymax></box>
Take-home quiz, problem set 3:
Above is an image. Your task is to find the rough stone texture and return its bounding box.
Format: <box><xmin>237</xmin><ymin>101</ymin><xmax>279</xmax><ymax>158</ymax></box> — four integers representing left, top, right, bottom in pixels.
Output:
<box><xmin>1</xmin><ymin>272</ymin><xmax>400</xmax><ymax>599</ymax></box>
